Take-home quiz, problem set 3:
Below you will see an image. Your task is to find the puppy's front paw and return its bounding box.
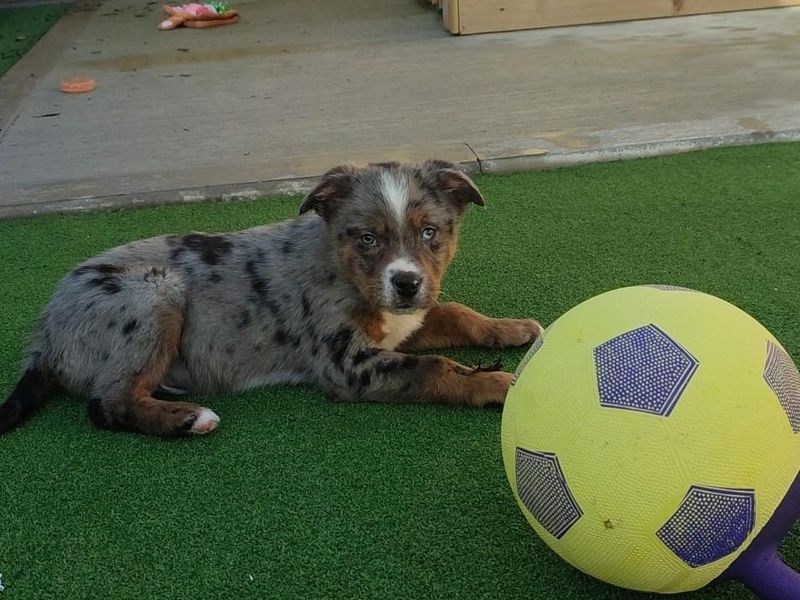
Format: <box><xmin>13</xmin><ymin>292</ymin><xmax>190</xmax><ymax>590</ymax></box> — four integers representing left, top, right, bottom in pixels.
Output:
<box><xmin>181</xmin><ymin>408</ymin><xmax>220</xmax><ymax>435</ymax></box>
<box><xmin>473</xmin><ymin>370</ymin><xmax>513</xmax><ymax>408</ymax></box>
<box><xmin>486</xmin><ymin>318</ymin><xmax>543</xmax><ymax>348</ymax></box>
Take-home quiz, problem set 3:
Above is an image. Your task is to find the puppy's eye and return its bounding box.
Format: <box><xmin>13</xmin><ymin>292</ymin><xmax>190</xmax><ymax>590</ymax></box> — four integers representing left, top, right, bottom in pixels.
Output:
<box><xmin>360</xmin><ymin>233</ymin><xmax>377</xmax><ymax>246</ymax></box>
<box><xmin>421</xmin><ymin>227</ymin><xmax>437</xmax><ymax>241</ymax></box>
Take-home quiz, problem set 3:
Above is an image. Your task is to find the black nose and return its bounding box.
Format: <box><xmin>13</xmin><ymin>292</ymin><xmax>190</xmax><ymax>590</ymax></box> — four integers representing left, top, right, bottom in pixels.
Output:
<box><xmin>391</xmin><ymin>271</ymin><xmax>422</xmax><ymax>297</ymax></box>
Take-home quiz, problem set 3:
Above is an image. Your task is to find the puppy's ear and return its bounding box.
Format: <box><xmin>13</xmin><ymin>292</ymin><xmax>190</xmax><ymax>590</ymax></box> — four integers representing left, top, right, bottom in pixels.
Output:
<box><xmin>299</xmin><ymin>165</ymin><xmax>357</xmax><ymax>219</ymax></box>
<box><xmin>421</xmin><ymin>159</ymin><xmax>484</xmax><ymax>208</ymax></box>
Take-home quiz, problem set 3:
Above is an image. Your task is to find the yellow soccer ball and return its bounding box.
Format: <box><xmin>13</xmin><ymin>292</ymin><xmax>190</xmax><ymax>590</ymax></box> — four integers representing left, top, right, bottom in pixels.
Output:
<box><xmin>502</xmin><ymin>286</ymin><xmax>800</xmax><ymax>594</ymax></box>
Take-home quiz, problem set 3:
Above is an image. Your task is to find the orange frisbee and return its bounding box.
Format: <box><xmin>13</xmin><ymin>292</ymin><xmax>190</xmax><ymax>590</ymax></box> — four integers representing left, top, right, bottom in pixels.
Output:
<box><xmin>60</xmin><ymin>77</ymin><xmax>96</xmax><ymax>93</ymax></box>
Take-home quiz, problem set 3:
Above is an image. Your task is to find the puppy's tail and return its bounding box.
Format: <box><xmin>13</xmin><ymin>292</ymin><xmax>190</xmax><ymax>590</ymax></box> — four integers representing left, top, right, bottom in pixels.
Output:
<box><xmin>0</xmin><ymin>366</ymin><xmax>55</xmax><ymax>435</ymax></box>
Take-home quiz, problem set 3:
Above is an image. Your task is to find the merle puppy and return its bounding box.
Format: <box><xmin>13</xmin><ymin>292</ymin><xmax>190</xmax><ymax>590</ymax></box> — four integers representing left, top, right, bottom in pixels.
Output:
<box><xmin>0</xmin><ymin>161</ymin><xmax>541</xmax><ymax>437</ymax></box>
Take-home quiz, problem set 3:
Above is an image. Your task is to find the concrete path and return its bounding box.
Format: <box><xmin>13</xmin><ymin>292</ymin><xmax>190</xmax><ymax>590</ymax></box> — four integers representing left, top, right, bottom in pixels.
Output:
<box><xmin>1</xmin><ymin>0</ymin><xmax>799</xmax><ymax>218</ymax></box>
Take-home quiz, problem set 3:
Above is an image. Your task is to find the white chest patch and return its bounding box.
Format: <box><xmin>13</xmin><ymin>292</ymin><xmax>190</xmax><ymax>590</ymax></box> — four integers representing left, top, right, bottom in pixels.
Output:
<box><xmin>378</xmin><ymin>310</ymin><xmax>428</xmax><ymax>351</ymax></box>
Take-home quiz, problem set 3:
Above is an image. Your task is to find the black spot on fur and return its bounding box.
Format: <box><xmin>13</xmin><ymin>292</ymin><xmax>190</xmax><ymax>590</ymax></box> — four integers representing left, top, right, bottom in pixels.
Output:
<box><xmin>254</xmin><ymin>343</ymin><xmax>262</xmax><ymax>352</ymax></box>
<box><xmin>237</xmin><ymin>310</ymin><xmax>251</xmax><ymax>329</ymax></box>
<box><xmin>327</xmin><ymin>273</ymin><xmax>336</xmax><ymax>285</ymax></box>
<box><xmin>122</xmin><ymin>319</ymin><xmax>139</xmax><ymax>336</ymax></box>
<box><xmin>244</xmin><ymin>259</ymin><xmax>279</xmax><ymax>314</ymax></box>
<box><xmin>325</xmin><ymin>328</ymin><xmax>353</xmax><ymax>368</ymax></box>
<box><xmin>359</xmin><ymin>371</ymin><xmax>372</xmax><ymax>388</ymax></box>
<box><xmin>102</xmin><ymin>280</ymin><xmax>121</xmax><ymax>294</ymax></box>
<box><xmin>96</xmin><ymin>264</ymin><xmax>122</xmax><ymax>274</ymax></box>
<box><xmin>170</xmin><ymin>246</ymin><xmax>186</xmax><ymax>261</ymax></box>
<box><xmin>303</xmin><ymin>320</ymin><xmax>318</xmax><ymax>341</ymax></box>
<box><xmin>301</xmin><ymin>294</ymin><xmax>312</xmax><ymax>318</ymax></box>
<box><xmin>74</xmin><ymin>263</ymin><xmax>123</xmax><ymax>277</ymax></box>
<box><xmin>181</xmin><ymin>233</ymin><xmax>233</xmax><ymax>266</ymax></box>
<box><xmin>281</xmin><ymin>240</ymin><xmax>295</xmax><ymax>254</ymax></box>
<box><xmin>209</xmin><ymin>271</ymin><xmax>222</xmax><ymax>284</ymax></box>
<box><xmin>225</xmin><ymin>345</ymin><xmax>235</xmax><ymax>356</ymax></box>
<box><xmin>274</xmin><ymin>329</ymin><xmax>289</xmax><ymax>345</ymax></box>
<box><xmin>101</xmin><ymin>352</ymin><xmax>110</xmax><ymax>362</ymax></box>
<box><xmin>107</xmin><ymin>320</ymin><xmax>117</xmax><ymax>329</ymax></box>
<box><xmin>375</xmin><ymin>359</ymin><xmax>400</xmax><ymax>375</ymax></box>
<box><xmin>87</xmin><ymin>397</ymin><xmax>109</xmax><ymax>429</ymax></box>
<box><xmin>87</xmin><ymin>274</ymin><xmax>122</xmax><ymax>295</ymax></box>
<box><xmin>347</xmin><ymin>372</ymin><xmax>357</xmax><ymax>387</ymax></box>
<box><xmin>352</xmin><ymin>347</ymin><xmax>380</xmax><ymax>366</ymax></box>
<box><xmin>401</xmin><ymin>356</ymin><xmax>419</xmax><ymax>370</ymax></box>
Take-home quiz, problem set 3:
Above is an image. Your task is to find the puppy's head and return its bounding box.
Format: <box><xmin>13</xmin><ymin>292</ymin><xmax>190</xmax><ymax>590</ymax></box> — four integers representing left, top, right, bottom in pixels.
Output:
<box><xmin>300</xmin><ymin>160</ymin><xmax>483</xmax><ymax>313</ymax></box>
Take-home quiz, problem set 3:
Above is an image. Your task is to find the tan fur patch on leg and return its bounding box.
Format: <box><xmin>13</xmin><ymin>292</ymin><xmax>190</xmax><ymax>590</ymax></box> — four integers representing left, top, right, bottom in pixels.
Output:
<box><xmin>421</xmin><ymin>356</ymin><xmax>512</xmax><ymax>407</ymax></box>
<box><xmin>109</xmin><ymin>305</ymin><xmax>218</xmax><ymax>436</ymax></box>
<box><xmin>400</xmin><ymin>303</ymin><xmax>488</xmax><ymax>350</ymax></box>
<box><xmin>355</xmin><ymin>312</ymin><xmax>386</xmax><ymax>346</ymax></box>
<box><xmin>400</xmin><ymin>303</ymin><xmax>541</xmax><ymax>351</ymax></box>
<box><xmin>131</xmin><ymin>307</ymin><xmax>185</xmax><ymax>401</ymax></box>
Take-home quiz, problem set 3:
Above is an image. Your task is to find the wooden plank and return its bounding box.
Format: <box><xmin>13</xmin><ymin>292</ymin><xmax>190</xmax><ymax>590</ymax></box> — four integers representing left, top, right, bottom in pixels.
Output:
<box><xmin>453</xmin><ymin>0</ymin><xmax>800</xmax><ymax>35</ymax></box>
<box><xmin>441</xmin><ymin>0</ymin><xmax>460</xmax><ymax>33</ymax></box>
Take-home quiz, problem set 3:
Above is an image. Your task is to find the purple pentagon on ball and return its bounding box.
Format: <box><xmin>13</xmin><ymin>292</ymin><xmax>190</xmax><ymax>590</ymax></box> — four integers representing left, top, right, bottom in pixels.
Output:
<box><xmin>594</xmin><ymin>324</ymin><xmax>698</xmax><ymax>416</ymax></box>
<box><xmin>515</xmin><ymin>448</ymin><xmax>582</xmax><ymax>539</ymax></box>
<box><xmin>763</xmin><ymin>341</ymin><xmax>800</xmax><ymax>434</ymax></box>
<box><xmin>657</xmin><ymin>485</ymin><xmax>755</xmax><ymax>567</ymax></box>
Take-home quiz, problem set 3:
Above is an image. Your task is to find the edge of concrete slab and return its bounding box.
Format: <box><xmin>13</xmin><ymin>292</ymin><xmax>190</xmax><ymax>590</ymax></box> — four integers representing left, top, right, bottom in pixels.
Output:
<box><xmin>478</xmin><ymin>129</ymin><xmax>799</xmax><ymax>173</ymax></box>
<box><xmin>1</xmin><ymin>129</ymin><xmax>797</xmax><ymax>220</ymax></box>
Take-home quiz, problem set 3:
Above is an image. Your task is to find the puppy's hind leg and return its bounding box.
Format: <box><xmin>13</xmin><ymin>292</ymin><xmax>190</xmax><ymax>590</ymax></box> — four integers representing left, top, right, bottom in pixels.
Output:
<box><xmin>87</xmin><ymin>269</ymin><xmax>218</xmax><ymax>437</ymax></box>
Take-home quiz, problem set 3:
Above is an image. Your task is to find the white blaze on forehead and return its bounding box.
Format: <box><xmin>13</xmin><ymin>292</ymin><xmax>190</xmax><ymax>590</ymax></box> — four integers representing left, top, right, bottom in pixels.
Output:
<box><xmin>380</xmin><ymin>171</ymin><xmax>410</xmax><ymax>224</ymax></box>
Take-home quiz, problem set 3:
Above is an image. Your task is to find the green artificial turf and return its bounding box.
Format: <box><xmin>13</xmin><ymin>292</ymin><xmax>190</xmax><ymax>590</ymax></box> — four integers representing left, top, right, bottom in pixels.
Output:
<box><xmin>0</xmin><ymin>4</ymin><xmax>69</xmax><ymax>78</ymax></box>
<box><xmin>1</xmin><ymin>143</ymin><xmax>799</xmax><ymax>599</ymax></box>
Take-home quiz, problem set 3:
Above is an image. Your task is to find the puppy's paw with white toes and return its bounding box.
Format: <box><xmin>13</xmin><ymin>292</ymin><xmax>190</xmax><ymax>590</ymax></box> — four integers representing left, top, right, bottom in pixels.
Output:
<box><xmin>187</xmin><ymin>408</ymin><xmax>220</xmax><ymax>435</ymax></box>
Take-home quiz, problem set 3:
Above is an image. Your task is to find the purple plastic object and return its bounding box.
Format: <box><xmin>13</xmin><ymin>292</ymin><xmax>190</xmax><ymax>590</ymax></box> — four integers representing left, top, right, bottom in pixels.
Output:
<box><xmin>721</xmin><ymin>470</ymin><xmax>800</xmax><ymax>599</ymax></box>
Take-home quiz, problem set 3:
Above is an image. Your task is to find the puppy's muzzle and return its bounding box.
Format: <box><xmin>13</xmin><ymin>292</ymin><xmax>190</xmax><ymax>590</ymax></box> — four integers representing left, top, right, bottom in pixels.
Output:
<box><xmin>391</xmin><ymin>271</ymin><xmax>422</xmax><ymax>301</ymax></box>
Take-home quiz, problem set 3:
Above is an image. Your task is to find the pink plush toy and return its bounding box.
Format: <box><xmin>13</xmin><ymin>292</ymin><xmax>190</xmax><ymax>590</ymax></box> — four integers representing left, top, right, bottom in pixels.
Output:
<box><xmin>158</xmin><ymin>2</ymin><xmax>239</xmax><ymax>30</ymax></box>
